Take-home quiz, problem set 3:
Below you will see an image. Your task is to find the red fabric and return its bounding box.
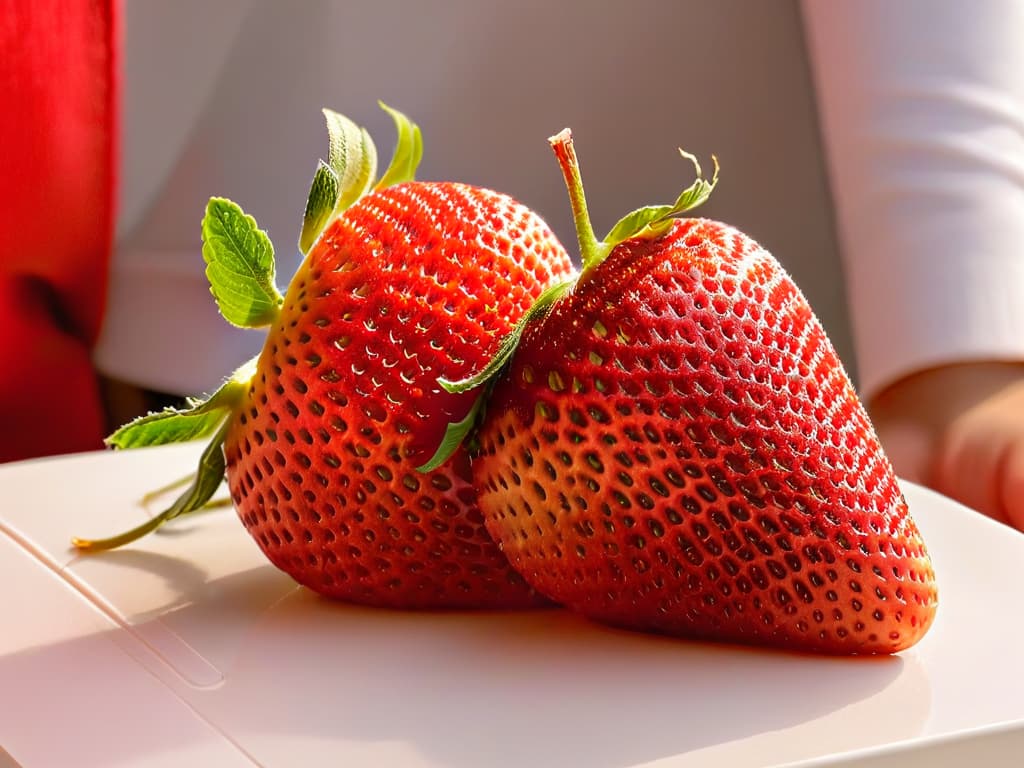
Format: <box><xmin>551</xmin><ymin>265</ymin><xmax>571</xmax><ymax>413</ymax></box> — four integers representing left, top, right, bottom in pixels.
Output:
<box><xmin>0</xmin><ymin>0</ymin><xmax>119</xmax><ymax>462</ymax></box>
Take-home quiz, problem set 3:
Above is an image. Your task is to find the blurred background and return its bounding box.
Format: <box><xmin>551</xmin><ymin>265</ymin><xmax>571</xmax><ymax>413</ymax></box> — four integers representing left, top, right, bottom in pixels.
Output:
<box><xmin>109</xmin><ymin>0</ymin><xmax>849</xmax><ymax>389</ymax></box>
<box><xmin>8</xmin><ymin>0</ymin><xmax>1024</xmax><ymax>544</ymax></box>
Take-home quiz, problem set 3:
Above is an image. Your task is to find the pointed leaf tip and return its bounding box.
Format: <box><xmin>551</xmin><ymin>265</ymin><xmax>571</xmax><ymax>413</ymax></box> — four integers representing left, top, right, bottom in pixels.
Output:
<box><xmin>417</xmin><ymin>393</ymin><xmax>485</xmax><ymax>473</ymax></box>
<box><xmin>375</xmin><ymin>102</ymin><xmax>423</xmax><ymax>190</ymax></box>
<box><xmin>300</xmin><ymin>109</ymin><xmax>378</xmax><ymax>252</ymax></box>
<box><xmin>603</xmin><ymin>146</ymin><xmax>719</xmax><ymax>248</ymax></box>
<box><xmin>420</xmin><ymin>276</ymin><xmax>576</xmax><ymax>467</ymax></box>
<box><xmin>300</xmin><ymin>160</ymin><xmax>340</xmax><ymax>253</ymax></box>
<box><xmin>80</xmin><ymin>354</ymin><xmax>253</xmax><ymax>549</ymax></box>
<box><xmin>105</xmin><ymin>358</ymin><xmax>253</xmax><ymax>451</ymax></box>
<box><xmin>321</xmin><ymin>108</ymin><xmax>378</xmax><ymax>210</ymax></box>
<box><xmin>75</xmin><ymin>421</ymin><xmax>230</xmax><ymax>551</ymax></box>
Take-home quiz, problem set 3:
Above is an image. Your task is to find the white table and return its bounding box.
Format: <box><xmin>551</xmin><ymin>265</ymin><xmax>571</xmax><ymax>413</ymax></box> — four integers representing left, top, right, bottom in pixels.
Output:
<box><xmin>1</xmin><ymin>442</ymin><xmax>1022</xmax><ymax>767</ymax></box>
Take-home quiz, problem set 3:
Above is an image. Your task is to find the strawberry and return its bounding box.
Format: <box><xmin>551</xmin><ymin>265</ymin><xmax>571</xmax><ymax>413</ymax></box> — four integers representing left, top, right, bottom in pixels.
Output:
<box><xmin>74</xmin><ymin>106</ymin><xmax>575</xmax><ymax>609</ymax></box>
<box><xmin>433</xmin><ymin>130</ymin><xmax>937</xmax><ymax>652</ymax></box>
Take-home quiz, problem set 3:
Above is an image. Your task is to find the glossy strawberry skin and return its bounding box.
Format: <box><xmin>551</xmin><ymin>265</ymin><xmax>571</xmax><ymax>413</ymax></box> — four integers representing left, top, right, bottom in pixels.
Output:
<box><xmin>224</xmin><ymin>181</ymin><xmax>574</xmax><ymax>608</ymax></box>
<box><xmin>473</xmin><ymin>218</ymin><xmax>937</xmax><ymax>653</ymax></box>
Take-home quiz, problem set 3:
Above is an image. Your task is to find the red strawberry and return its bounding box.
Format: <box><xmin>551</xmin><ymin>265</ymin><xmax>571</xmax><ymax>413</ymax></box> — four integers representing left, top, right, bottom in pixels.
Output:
<box><xmin>437</xmin><ymin>130</ymin><xmax>937</xmax><ymax>652</ymax></box>
<box><xmin>75</xmin><ymin>106</ymin><xmax>575</xmax><ymax>609</ymax></box>
<box><xmin>225</xmin><ymin>180</ymin><xmax>572</xmax><ymax>607</ymax></box>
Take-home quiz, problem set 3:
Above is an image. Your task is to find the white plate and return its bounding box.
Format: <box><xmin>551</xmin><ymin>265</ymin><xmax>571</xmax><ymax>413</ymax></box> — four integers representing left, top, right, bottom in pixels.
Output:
<box><xmin>1</xmin><ymin>442</ymin><xmax>1022</xmax><ymax>767</ymax></box>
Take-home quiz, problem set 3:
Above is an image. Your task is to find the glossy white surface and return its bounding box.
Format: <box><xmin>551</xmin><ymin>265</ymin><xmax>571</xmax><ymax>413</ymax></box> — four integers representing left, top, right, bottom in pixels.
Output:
<box><xmin>1</xmin><ymin>442</ymin><xmax>1022</xmax><ymax>767</ymax></box>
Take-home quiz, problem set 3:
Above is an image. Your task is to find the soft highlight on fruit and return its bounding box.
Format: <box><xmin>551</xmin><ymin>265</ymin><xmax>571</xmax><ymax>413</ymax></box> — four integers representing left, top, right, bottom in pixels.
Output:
<box><xmin>448</xmin><ymin>130</ymin><xmax>937</xmax><ymax>653</ymax></box>
<box><xmin>226</xmin><ymin>181</ymin><xmax>574</xmax><ymax>606</ymax></box>
<box><xmin>474</xmin><ymin>217</ymin><xmax>935</xmax><ymax>651</ymax></box>
<box><xmin>74</xmin><ymin>106</ymin><xmax>575</xmax><ymax>610</ymax></box>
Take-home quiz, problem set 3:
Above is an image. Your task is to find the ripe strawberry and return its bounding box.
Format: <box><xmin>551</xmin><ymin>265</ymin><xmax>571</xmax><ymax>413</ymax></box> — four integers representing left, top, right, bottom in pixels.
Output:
<box><xmin>224</xmin><ymin>181</ymin><xmax>573</xmax><ymax>607</ymax></box>
<box><xmin>437</xmin><ymin>130</ymin><xmax>937</xmax><ymax>652</ymax></box>
<box><xmin>75</xmin><ymin>106</ymin><xmax>575</xmax><ymax>609</ymax></box>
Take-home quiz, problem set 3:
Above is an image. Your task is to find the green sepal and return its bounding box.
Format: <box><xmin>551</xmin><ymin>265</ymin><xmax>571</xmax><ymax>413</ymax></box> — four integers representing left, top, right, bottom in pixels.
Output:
<box><xmin>73</xmin><ymin>420</ymin><xmax>231</xmax><ymax>552</ymax></box>
<box><xmin>420</xmin><ymin>277</ymin><xmax>575</xmax><ymax>470</ymax></box>
<box><xmin>422</xmin><ymin>132</ymin><xmax>720</xmax><ymax>471</ymax></box>
<box><xmin>438</xmin><ymin>278</ymin><xmax>574</xmax><ymax>395</ymax></box>
<box><xmin>417</xmin><ymin>391</ymin><xmax>486</xmax><ymax>474</ymax></box>
<box><xmin>105</xmin><ymin>358</ymin><xmax>254</xmax><ymax>449</ymax></box>
<box><xmin>323</xmin><ymin>108</ymin><xmax>379</xmax><ymax>212</ymax></box>
<box><xmin>74</xmin><ymin>359</ymin><xmax>257</xmax><ymax>551</ymax></box>
<box><xmin>106</xmin><ymin>379</ymin><xmax>245</xmax><ymax>450</ymax></box>
<box><xmin>375</xmin><ymin>102</ymin><xmax>423</xmax><ymax>190</ymax></box>
<box><xmin>299</xmin><ymin>108</ymin><xmax>382</xmax><ymax>253</ymax></box>
<box><xmin>603</xmin><ymin>150</ymin><xmax>719</xmax><ymax>249</ymax></box>
<box><xmin>299</xmin><ymin>160</ymin><xmax>341</xmax><ymax>254</ymax></box>
<box><xmin>202</xmin><ymin>198</ymin><xmax>284</xmax><ymax>328</ymax></box>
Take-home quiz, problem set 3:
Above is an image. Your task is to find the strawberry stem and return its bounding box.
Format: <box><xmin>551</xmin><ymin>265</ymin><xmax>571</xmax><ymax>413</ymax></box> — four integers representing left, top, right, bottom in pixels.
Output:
<box><xmin>548</xmin><ymin>129</ymin><xmax>609</xmax><ymax>272</ymax></box>
<box><xmin>551</xmin><ymin>131</ymin><xmax>719</xmax><ymax>277</ymax></box>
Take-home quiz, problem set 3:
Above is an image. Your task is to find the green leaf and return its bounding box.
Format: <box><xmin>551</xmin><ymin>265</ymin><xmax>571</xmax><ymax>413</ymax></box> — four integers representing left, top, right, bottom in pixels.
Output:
<box><xmin>417</xmin><ymin>392</ymin><xmax>485</xmax><ymax>473</ymax></box>
<box><xmin>299</xmin><ymin>160</ymin><xmax>340</xmax><ymax>254</ymax></box>
<box><xmin>421</xmin><ymin>277</ymin><xmax>575</xmax><ymax>470</ymax></box>
<box><xmin>375</xmin><ymin>102</ymin><xmax>423</xmax><ymax>190</ymax></box>
<box><xmin>323</xmin><ymin>108</ymin><xmax>379</xmax><ymax>211</ymax></box>
<box><xmin>105</xmin><ymin>358</ymin><xmax>254</xmax><ymax>450</ymax></box>
<box><xmin>76</xmin><ymin>358</ymin><xmax>257</xmax><ymax>551</ymax></box>
<box><xmin>74</xmin><ymin>421</ymin><xmax>231</xmax><ymax>552</ymax></box>
<box><xmin>604</xmin><ymin>205</ymin><xmax>675</xmax><ymax>246</ymax></box>
<box><xmin>440</xmin><ymin>325</ymin><xmax>525</xmax><ymax>395</ymax></box>
<box><xmin>299</xmin><ymin>109</ymin><xmax>379</xmax><ymax>253</ymax></box>
<box><xmin>439</xmin><ymin>279</ymin><xmax>573</xmax><ymax>394</ymax></box>
<box><xmin>202</xmin><ymin>197</ymin><xmax>284</xmax><ymax>328</ymax></box>
<box><xmin>107</xmin><ymin>403</ymin><xmax>228</xmax><ymax>450</ymax></box>
<box><xmin>603</xmin><ymin>150</ymin><xmax>719</xmax><ymax>248</ymax></box>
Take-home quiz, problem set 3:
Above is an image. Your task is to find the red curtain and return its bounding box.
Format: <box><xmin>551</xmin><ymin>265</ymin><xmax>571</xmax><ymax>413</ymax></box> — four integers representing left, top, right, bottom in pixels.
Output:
<box><xmin>0</xmin><ymin>0</ymin><xmax>119</xmax><ymax>462</ymax></box>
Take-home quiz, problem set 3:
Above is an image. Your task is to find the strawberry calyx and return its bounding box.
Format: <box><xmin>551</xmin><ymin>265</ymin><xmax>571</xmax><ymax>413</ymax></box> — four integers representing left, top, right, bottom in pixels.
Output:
<box><xmin>300</xmin><ymin>103</ymin><xmax>422</xmax><ymax>253</ymax></box>
<box><xmin>416</xmin><ymin>276</ymin><xmax>574</xmax><ymax>472</ymax></box>
<box><xmin>207</xmin><ymin>104</ymin><xmax>423</xmax><ymax>328</ymax></box>
<box><xmin>420</xmin><ymin>128</ymin><xmax>718</xmax><ymax>471</ymax></box>
<box><xmin>552</xmin><ymin>127</ymin><xmax>719</xmax><ymax>281</ymax></box>
<box><xmin>71</xmin><ymin>358</ymin><xmax>254</xmax><ymax>551</ymax></box>
<box><xmin>72</xmin><ymin>422</ymin><xmax>232</xmax><ymax>551</ymax></box>
<box><xmin>299</xmin><ymin>108</ymin><xmax>378</xmax><ymax>253</ymax></box>
<box><xmin>74</xmin><ymin>191</ymin><xmax>274</xmax><ymax>550</ymax></box>
<box><xmin>75</xmin><ymin>103</ymin><xmax>425</xmax><ymax>551</ymax></box>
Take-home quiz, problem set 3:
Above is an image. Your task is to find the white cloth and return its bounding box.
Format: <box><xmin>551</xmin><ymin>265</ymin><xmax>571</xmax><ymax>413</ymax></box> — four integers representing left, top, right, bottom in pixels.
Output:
<box><xmin>95</xmin><ymin>0</ymin><xmax>1024</xmax><ymax>403</ymax></box>
<box><xmin>803</xmin><ymin>0</ymin><xmax>1024</xmax><ymax>400</ymax></box>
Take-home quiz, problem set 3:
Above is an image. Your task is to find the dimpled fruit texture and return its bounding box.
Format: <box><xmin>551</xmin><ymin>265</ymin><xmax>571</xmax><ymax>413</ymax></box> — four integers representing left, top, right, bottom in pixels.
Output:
<box><xmin>474</xmin><ymin>218</ymin><xmax>937</xmax><ymax>653</ymax></box>
<box><xmin>224</xmin><ymin>181</ymin><xmax>574</xmax><ymax>608</ymax></box>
